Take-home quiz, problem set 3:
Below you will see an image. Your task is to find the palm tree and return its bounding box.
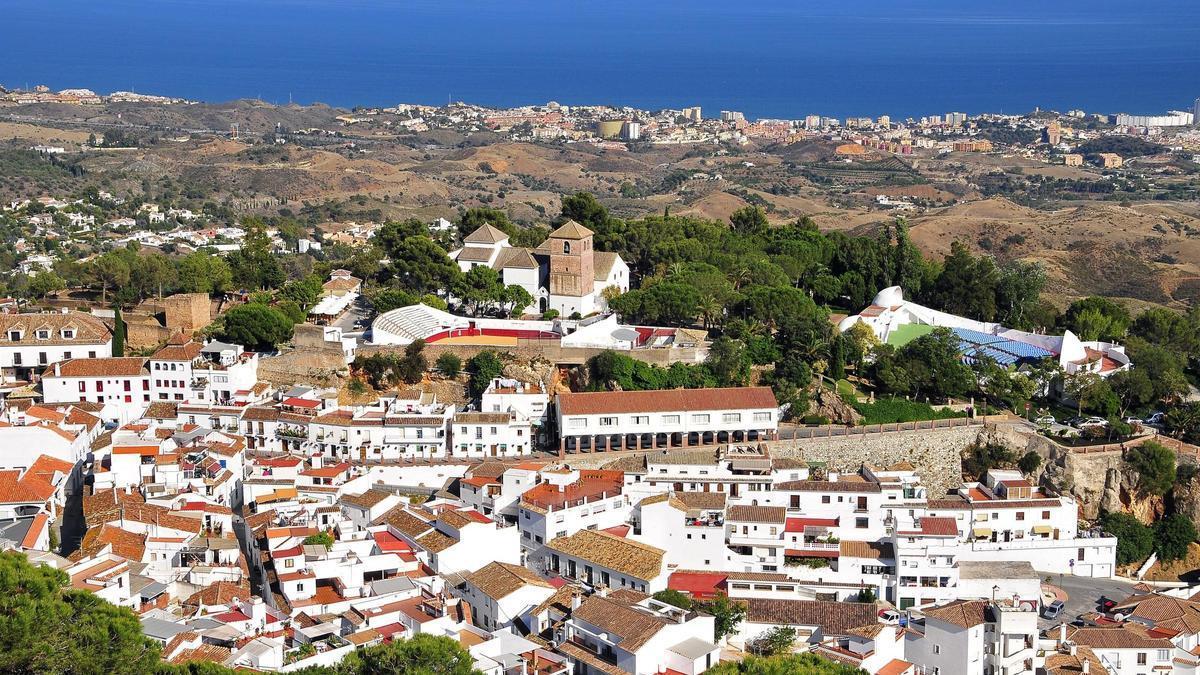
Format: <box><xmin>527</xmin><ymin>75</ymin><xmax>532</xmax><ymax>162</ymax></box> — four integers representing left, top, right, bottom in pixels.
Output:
<box><xmin>730</xmin><ymin>266</ymin><xmax>752</xmax><ymax>290</ymax></box>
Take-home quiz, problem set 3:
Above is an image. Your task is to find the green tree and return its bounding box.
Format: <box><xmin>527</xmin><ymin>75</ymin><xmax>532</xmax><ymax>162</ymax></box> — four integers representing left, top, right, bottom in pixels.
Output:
<box><xmin>369</xmin><ymin>288</ymin><xmax>418</xmax><ymax>314</ymax></box>
<box><xmin>705</xmin><ymin>337</ymin><xmax>751</xmax><ymax>387</ymax></box>
<box><xmin>343</xmin><ymin>633</ymin><xmax>479</xmax><ymax>675</ymax></box>
<box><xmin>558</xmin><ymin>192</ymin><xmax>612</xmax><ymax>233</ymax></box>
<box><xmin>1101</xmin><ymin>512</ymin><xmax>1154</xmax><ymax>566</ymax></box>
<box><xmin>730</xmin><ymin>206</ymin><xmax>769</xmax><ymax>236</ymax></box>
<box><xmin>27</xmin><ymin>272</ymin><xmax>66</xmax><ymax>300</ymax></box>
<box><xmin>747</xmin><ymin>626</ymin><xmax>797</xmax><ymax>657</ymax></box>
<box><xmin>386</xmin><ymin>237</ymin><xmax>461</xmax><ymax>296</ymax></box>
<box><xmin>698</xmin><ymin>594</ymin><xmax>746</xmax><ymax>642</ymax></box>
<box><xmin>1154</xmin><ymin>514</ymin><xmax>1198</xmax><ymax>563</ymax></box>
<box><xmin>0</xmin><ymin>551</ymin><xmax>164</xmax><ymax>674</ymax></box>
<box><xmin>1061</xmin><ymin>297</ymin><xmax>1129</xmax><ymax>342</ymax></box>
<box><xmin>1126</xmin><ymin>441</ymin><xmax>1177</xmax><ymax>497</ymax></box>
<box><xmin>112</xmin><ymin>308</ymin><xmax>126</xmax><ymax>357</ymax></box>
<box><xmin>89</xmin><ymin>253</ymin><xmax>130</xmax><ymax>303</ymax></box>
<box><xmin>219</xmin><ymin>303</ymin><xmax>295</xmax><ymax>351</ymax></box>
<box><xmin>279</xmin><ymin>275</ymin><xmax>325</xmax><ymax>312</ymax></box>
<box><xmin>1109</xmin><ymin>369</ymin><xmax>1155</xmax><ymax>416</ymax></box>
<box><xmin>436</xmin><ymin>353</ymin><xmax>462</xmax><ymax>377</ymax></box>
<box><xmin>467</xmin><ymin>351</ymin><xmax>504</xmax><ymax>399</ymax></box>
<box><xmin>707</xmin><ymin>653</ymin><xmax>862</xmax><ymax>674</ymax></box>
<box><xmin>652</xmin><ymin>589</ymin><xmax>693</xmax><ymax>610</ymax></box>
<box><xmin>303</xmin><ymin>531</ymin><xmax>334</xmax><ymax>548</ymax></box>
<box><xmin>177</xmin><ymin>253</ymin><xmax>232</xmax><ymax>295</ymax></box>
<box><xmin>229</xmin><ymin>217</ymin><xmax>285</xmax><ymax>290</ymax></box>
<box><xmin>1018</xmin><ymin>451</ymin><xmax>1042</xmax><ymax>475</ymax></box>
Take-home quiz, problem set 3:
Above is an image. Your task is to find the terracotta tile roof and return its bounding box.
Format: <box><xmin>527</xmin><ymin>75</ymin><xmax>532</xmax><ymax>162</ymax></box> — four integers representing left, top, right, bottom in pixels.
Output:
<box><xmin>548</xmin><ymin>220</ymin><xmax>593</xmax><ymax>240</ymax></box>
<box><xmin>775</xmin><ymin>479</ymin><xmax>882</xmax><ymax>493</ymax></box>
<box><xmin>71</xmin><ymin>523</ymin><xmax>147</xmax><ymax>562</ymax></box>
<box><xmin>492</xmin><ymin>246</ymin><xmax>538</xmax><ymax>270</ymax></box>
<box><xmin>1066</xmin><ymin>623</ymin><xmax>1175</xmax><ymax>649</ymax></box>
<box><xmin>675</xmin><ymin>492</ymin><xmax>727</xmax><ymax>510</ymax></box>
<box><xmin>593</xmin><ymin>251</ymin><xmax>620</xmax><ymax>281</ymax></box>
<box><xmin>168</xmin><ymin>643</ymin><xmax>232</xmax><ymax>665</ymax></box>
<box><xmin>744</xmin><ymin>598</ymin><xmax>880</xmax><ymax>635</ymax></box>
<box><xmin>558</xmin><ymin>387</ymin><xmax>776</xmax><ymax>416</ymax></box>
<box><xmin>839</xmin><ymin>541</ymin><xmax>894</xmax><ymax>560</ymax></box>
<box><xmin>520</xmin><ymin>470</ymin><xmax>624</xmax><ymax>512</ymax></box>
<box><xmin>151</xmin><ymin>340</ymin><xmax>203</xmax><ymax>362</ymax></box>
<box><xmin>183</xmin><ymin>580</ymin><xmax>251</xmax><ymax>607</ymax></box>
<box><xmin>375</xmin><ymin>506</ymin><xmax>435</xmax><ymax>538</ymax></box>
<box><xmin>545</xmin><ymin>530</ymin><xmax>664</xmax><ymax>581</ymax></box>
<box><xmin>301</xmin><ymin>462</ymin><xmax>351</xmax><ymax>479</ymax></box>
<box><xmin>438</xmin><ymin>509</ymin><xmax>489</xmax><ymax>530</ymax></box>
<box><xmin>463</xmin><ymin>223</ymin><xmax>509</xmax><ymax>245</ymax></box>
<box><xmin>1045</xmin><ymin>647</ymin><xmax>1106</xmax><ymax>675</ymax></box>
<box><xmin>921</xmin><ymin>599</ymin><xmax>991</xmax><ymax>629</ymax></box>
<box><xmin>49</xmin><ymin>357</ymin><xmax>148</xmax><ymax>378</ymax></box>
<box><xmin>0</xmin><ymin>311</ymin><xmax>110</xmax><ymax>346</ymax></box>
<box><xmin>143</xmin><ymin>402</ymin><xmax>178</xmax><ymax>419</ymax></box>
<box><xmin>454</xmin><ymin>412</ymin><xmax>514</xmax><ymax>424</ymax></box>
<box><xmin>726</xmin><ymin>505</ymin><xmax>786</xmax><ymax>524</ymax></box>
<box><xmin>241</xmin><ymin>406</ymin><xmax>280</xmax><ymax>421</ymax></box>
<box><xmin>340</xmin><ymin>489</ymin><xmax>395</xmax><ymax>510</ymax></box>
<box><xmin>0</xmin><ymin>468</ymin><xmax>57</xmax><ymax>504</ymax></box>
<box><xmin>466</xmin><ymin>561</ymin><xmax>553</xmax><ymax>600</ymax></box>
<box><xmin>572</xmin><ymin>595</ymin><xmax>668</xmax><ymax>651</ymax></box>
<box><xmin>415</xmin><ymin>529</ymin><xmax>457</xmax><ymax>554</ymax></box>
<box><xmin>900</xmin><ymin>516</ymin><xmax>958</xmax><ymax>537</ymax></box>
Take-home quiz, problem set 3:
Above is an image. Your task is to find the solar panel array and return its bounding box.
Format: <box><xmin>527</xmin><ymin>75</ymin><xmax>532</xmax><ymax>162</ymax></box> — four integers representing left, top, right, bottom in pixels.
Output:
<box><xmin>950</xmin><ymin>327</ymin><xmax>1052</xmax><ymax>366</ymax></box>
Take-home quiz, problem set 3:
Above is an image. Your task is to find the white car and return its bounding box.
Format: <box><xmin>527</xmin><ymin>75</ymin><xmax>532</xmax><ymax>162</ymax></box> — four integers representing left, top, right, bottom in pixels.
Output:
<box><xmin>1076</xmin><ymin>417</ymin><xmax>1108</xmax><ymax>429</ymax></box>
<box><xmin>1033</xmin><ymin>415</ymin><xmax>1056</xmax><ymax>426</ymax></box>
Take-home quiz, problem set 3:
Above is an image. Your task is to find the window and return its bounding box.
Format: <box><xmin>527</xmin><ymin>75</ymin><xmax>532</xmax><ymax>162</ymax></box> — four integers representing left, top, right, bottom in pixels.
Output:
<box><xmin>692</xmin><ymin>414</ymin><xmax>710</xmax><ymax>424</ymax></box>
<box><xmin>662</xmin><ymin>415</ymin><xmax>680</xmax><ymax>425</ymax></box>
<box><xmin>7</xmin><ymin>330</ymin><xmax>20</xmax><ymax>341</ymax></box>
<box><xmin>563</xmin><ymin>241</ymin><xmax>571</xmax><ymax>254</ymax></box>
<box><xmin>64</xmin><ymin>351</ymin><xmax>71</xmax><ymax>359</ymax></box>
<box><xmin>12</xmin><ymin>354</ymin><xmax>20</xmax><ymax>366</ymax></box>
<box><xmin>36</xmin><ymin>330</ymin><xmax>49</xmax><ymax>340</ymax></box>
<box><xmin>821</xmin><ymin>495</ymin><xmax>831</xmax><ymax>504</ymax></box>
<box><xmin>1137</xmin><ymin>653</ymin><xmax>1147</xmax><ymax>665</ymax></box>
<box><xmin>568</xmin><ymin>418</ymin><xmax>587</xmax><ymax>429</ymax></box>
<box><xmin>722</xmin><ymin>412</ymin><xmax>742</xmax><ymax>423</ymax></box>
<box><xmin>599</xmin><ymin>417</ymin><xmax>617</xmax><ymax>427</ymax></box>
<box><xmin>933</xmin><ymin>646</ymin><xmax>940</xmax><ymax>655</ymax></box>
<box><xmin>1016</xmin><ymin>512</ymin><xmax>1025</xmax><ymax>521</ymax></box>
<box><xmin>38</xmin><ymin>352</ymin><xmax>47</xmax><ymax>365</ymax></box>
<box><xmin>88</xmin><ymin>351</ymin><xmax>96</xmax><ymax>358</ymax></box>
<box><xmin>62</xmin><ymin>329</ymin><xmax>74</xmax><ymax>339</ymax></box>
<box><xmin>753</xmin><ymin>412</ymin><xmax>771</xmax><ymax>422</ymax></box>
<box><xmin>856</xmin><ymin>517</ymin><xmax>868</xmax><ymax>529</ymax></box>
<box><xmin>1042</xmin><ymin>510</ymin><xmax>1051</xmax><ymax>519</ymax></box>
<box><xmin>78</xmin><ymin>381</ymin><xmax>85</xmax><ymax>393</ymax></box>
<box><xmin>632</xmin><ymin>415</ymin><xmax>649</xmax><ymax>425</ymax></box>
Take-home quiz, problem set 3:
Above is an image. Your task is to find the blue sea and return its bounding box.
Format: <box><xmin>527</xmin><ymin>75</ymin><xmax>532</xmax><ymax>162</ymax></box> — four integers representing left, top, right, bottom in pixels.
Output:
<box><xmin>3</xmin><ymin>0</ymin><xmax>1199</xmax><ymax>120</ymax></box>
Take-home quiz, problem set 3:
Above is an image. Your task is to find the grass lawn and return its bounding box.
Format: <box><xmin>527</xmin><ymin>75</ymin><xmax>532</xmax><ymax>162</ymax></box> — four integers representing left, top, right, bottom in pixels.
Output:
<box><xmin>885</xmin><ymin>323</ymin><xmax>934</xmax><ymax>348</ymax></box>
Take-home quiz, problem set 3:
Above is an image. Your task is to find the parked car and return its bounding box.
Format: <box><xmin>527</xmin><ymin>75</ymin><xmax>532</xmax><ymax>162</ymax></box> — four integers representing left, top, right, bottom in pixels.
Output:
<box><xmin>1042</xmin><ymin>600</ymin><xmax>1065</xmax><ymax>620</ymax></box>
<box><xmin>1122</xmin><ymin>416</ymin><xmax>1143</xmax><ymax>426</ymax></box>
<box><xmin>878</xmin><ymin>609</ymin><xmax>905</xmax><ymax>626</ymax></box>
<box><xmin>1033</xmin><ymin>415</ymin><xmax>1056</xmax><ymax>426</ymax></box>
<box><xmin>1075</xmin><ymin>417</ymin><xmax>1108</xmax><ymax>429</ymax></box>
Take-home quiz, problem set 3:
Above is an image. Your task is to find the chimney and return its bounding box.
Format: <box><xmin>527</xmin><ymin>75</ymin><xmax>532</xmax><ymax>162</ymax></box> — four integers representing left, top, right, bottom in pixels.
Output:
<box><xmin>1081</xmin><ymin>660</ymin><xmax>1089</xmax><ymax>674</ymax></box>
<box><xmin>570</xmin><ymin>592</ymin><xmax>582</xmax><ymax>611</ymax></box>
<box><xmin>1068</xmin><ymin>644</ymin><xmax>1077</xmax><ymax>656</ymax></box>
<box><xmin>1058</xmin><ymin>623</ymin><xmax>1067</xmax><ymax>644</ymax></box>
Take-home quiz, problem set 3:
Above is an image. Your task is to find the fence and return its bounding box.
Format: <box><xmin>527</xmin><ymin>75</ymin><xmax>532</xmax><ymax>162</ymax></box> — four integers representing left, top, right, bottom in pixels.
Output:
<box><xmin>784</xmin><ymin>415</ymin><xmax>1000</xmax><ymax>439</ymax></box>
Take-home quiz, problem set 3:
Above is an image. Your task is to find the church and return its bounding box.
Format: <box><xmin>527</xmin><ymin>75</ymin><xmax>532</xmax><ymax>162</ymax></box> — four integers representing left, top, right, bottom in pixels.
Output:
<box><xmin>449</xmin><ymin>221</ymin><xmax>629</xmax><ymax>317</ymax></box>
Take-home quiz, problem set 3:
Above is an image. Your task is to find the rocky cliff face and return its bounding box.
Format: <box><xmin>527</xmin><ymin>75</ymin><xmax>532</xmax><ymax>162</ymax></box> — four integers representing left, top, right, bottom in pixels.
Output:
<box><xmin>806</xmin><ymin>386</ymin><xmax>863</xmax><ymax>425</ymax></box>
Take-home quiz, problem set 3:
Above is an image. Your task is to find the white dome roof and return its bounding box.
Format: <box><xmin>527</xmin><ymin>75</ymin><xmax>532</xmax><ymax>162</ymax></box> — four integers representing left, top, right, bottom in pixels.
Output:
<box><xmin>872</xmin><ymin>286</ymin><xmax>904</xmax><ymax>307</ymax></box>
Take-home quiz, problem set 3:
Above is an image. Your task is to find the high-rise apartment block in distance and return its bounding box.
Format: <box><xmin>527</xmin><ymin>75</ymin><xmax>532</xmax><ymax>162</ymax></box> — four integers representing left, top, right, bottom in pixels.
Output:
<box><xmin>681</xmin><ymin>106</ymin><xmax>702</xmax><ymax>122</ymax></box>
<box><xmin>719</xmin><ymin>110</ymin><xmax>744</xmax><ymax>122</ymax></box>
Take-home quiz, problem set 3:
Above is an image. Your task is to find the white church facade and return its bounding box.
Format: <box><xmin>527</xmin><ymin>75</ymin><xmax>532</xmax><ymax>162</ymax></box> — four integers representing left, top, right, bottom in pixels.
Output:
<box><xmin>448</xmin><ymin>221</ymin><xmax>629</xmax><ymax>317</ymax></box>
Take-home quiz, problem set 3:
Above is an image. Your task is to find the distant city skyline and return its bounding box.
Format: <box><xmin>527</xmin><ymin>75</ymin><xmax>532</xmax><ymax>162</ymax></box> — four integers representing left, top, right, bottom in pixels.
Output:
<box><xmin>4</xmin><ymin>0</ymin><xmax>1199</xmax><ymax>120</ymax></box>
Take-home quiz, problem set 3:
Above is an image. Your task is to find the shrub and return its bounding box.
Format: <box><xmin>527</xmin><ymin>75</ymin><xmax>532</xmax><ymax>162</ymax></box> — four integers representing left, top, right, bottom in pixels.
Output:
<box><xmin>1101</xmin><ymin>512</ymin><xmax>1153</xmax><ymax>566</ymax></box>
<box><xmin>436</xmin><ymin>353</ymin><xmax>462</xmax><ymax>377</ymax></box>
<box><xmin>1154</xmin><ymin>514</ymin><xmax>1197</xmax><ymax>563</ymax></box>
<box><xmin>1127</xmin><ymin>441</ymin><xmax>1177</xmax><ymax>497</ymax></box>
<box><xmin>1018</xmin><ymin>451</ymin><xmax>1042</xmax><ymax>475</ymax></box>
<box><xmin>851</xmin><ymin>399</ymin><xmax>965</xmax><ymax>425</ymax></box>
<box><xmin>651</xmin><ymin>589</ymin><xmax>692</xmax><ymax>610</ymax></box>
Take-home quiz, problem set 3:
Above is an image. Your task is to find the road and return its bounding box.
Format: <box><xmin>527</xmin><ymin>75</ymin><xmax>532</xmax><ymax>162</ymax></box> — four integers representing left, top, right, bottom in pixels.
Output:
<box><xmin>1039</xmin><ymin>574</ymin><xmax>1140</xmax><ymax>631</ymax></box>
<box><xmin>334</xmin><ymin>295</ymin><xmax>372</xmax><ymax>335</ymax></box>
